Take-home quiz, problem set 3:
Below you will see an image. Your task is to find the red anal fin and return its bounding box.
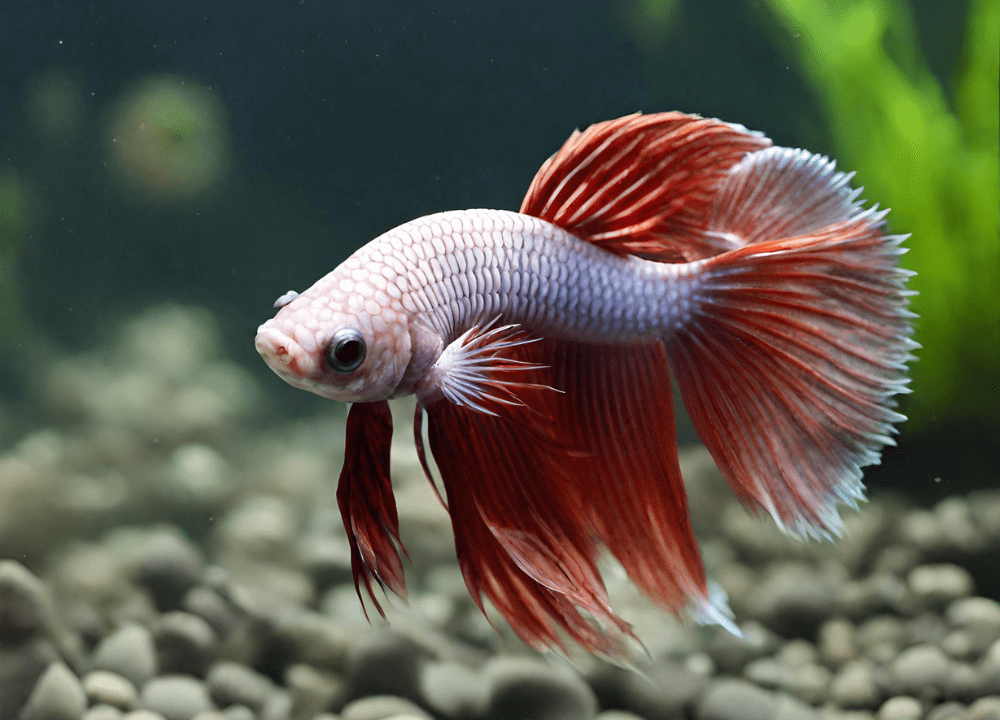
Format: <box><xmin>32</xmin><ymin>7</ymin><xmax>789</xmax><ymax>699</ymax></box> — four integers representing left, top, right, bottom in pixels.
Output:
<box><xmin>669</xmin><ymin>147</ymin><xmax>916</xmax><ymax>540</ymax></box>
<box><xmin>420</xmin><ymin>332</ymin><xmax>732</xmax><ymax>656</ymax></box>
<box><xmin>337</xmin><ymin>400</ymin><xmax>407</xmax><ymax>617</ymax></box>
<box><xmin>519</xmin><ymin>112</ymin><xmax>770</xmax><ymax>262</ymax></box>
<box><xmin>536</xmin><ymin>340</ymin><xmax>732</xmax><ymax>630</ymax></box>
<box><xmin>426</xmin><ymin>398</ymin><xmax>631</xmax><ymax>656</ymax></box>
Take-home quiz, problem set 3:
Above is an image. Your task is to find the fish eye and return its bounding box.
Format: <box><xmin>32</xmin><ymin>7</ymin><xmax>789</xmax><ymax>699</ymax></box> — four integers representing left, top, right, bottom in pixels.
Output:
<box><xmin>326</xmin><ymin>329</ymin><xmax>366</xmax><ymax>373</ymax></box>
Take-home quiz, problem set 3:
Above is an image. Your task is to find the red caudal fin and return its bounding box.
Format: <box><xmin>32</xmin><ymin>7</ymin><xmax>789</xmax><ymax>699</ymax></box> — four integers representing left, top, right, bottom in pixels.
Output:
<box><xmin>669</xmin><ymin>147</ymin><xmax>917</xmax><ymax>540</ymax></box>
<box><xmin>520</xmin><ymin>112</ymin><xmax>770</xmax><ymax>261</ymax></box>
<box><xmin>417</xmin><ymin>326</ymin><xmax>734</xmax><ymax>655</ymax></box>
<box><xmin>337</xmin><ymin>400</ymin><xmax>407</xmax><ymax>616</ymax></box>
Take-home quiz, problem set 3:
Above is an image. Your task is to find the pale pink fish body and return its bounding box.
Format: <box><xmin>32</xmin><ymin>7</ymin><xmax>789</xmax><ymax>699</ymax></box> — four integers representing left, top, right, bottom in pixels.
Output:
<box><xmin>255</xmin><ymin>113</ymin><xmax>916</xmax><ymax>657</ymax></box>
<box><xmin>256</xmin><ymin>208</ymin><xmax>703</xmax><ymax>403</ymax></box>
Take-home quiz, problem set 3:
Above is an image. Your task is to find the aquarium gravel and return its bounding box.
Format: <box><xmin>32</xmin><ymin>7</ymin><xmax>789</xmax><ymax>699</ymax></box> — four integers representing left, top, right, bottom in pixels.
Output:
<box><xmin>2</xmin><ymin>306</ymin><xmax>999</xmax><ymax>720</ymax></box>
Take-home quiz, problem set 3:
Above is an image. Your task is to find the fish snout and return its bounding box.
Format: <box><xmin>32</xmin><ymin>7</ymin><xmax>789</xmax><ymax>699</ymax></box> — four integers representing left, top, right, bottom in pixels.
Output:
<box><xmin>255</xmin><ymin>323</ymin><xmax>314</xmax><ymax>378</ymax></box>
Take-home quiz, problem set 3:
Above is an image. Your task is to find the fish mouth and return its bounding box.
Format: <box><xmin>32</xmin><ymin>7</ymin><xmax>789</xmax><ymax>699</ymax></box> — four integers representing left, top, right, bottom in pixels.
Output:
<box><xmin>255</xmin><ymin>323</ymin><xmax>315</xmax><ymax>379</ymax></box>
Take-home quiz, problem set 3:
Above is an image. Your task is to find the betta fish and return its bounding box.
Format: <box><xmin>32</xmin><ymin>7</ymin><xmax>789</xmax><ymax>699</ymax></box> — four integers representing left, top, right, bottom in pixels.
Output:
<box><xmin>255</xmin><ymin>112</ymin><xmax>916</xmax><ymax>656</ymax></box>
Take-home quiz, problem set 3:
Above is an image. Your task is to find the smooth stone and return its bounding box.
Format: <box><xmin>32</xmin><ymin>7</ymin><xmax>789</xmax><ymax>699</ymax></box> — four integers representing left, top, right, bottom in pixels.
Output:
<box><xmin>181</xmin><ymin>586</ymin><xmax>239</xmax><ymax>639</ymax></box>
<box><xmin>924</xmin><ymin>702</ymin><xmax>967</xmax><ymax>720</ymax></box>
<box><xmin>131</xmin><ymin>528</ymin><xmax>207</xmax><ymax>611</ymax></box>
<box><xmin>875</xmin><ymin>697</ymin><xmax>922</xmax><ymax>720</ymax></box>
<box><xmin>344</xmin><ymin>630</ymin><xmax>431</xmax><ymax>703</ymax></box>
<box><xmin>696</xmin><ymin>679</ymin><xmax>776</xmax><ymax>720</ymax></box>
<box><xmin>907</xmin><ymin>565</ymin><xmax>974</xmax><ymax>611</ymax></box>
<box><xmin>220</xmin><ymin>707</ymin><xmax>254</xmax><ymax>720</ymax></box>
<box><xmin>81</xmin><ymin>670</ymin><xmax>138</xmax><ymax>710</ymax></box>
<box><xmin>121</xmin><ymin>712</ymin><xmax>168</xmax><ymax>720</ymax></box>
<box><xmin>588</xmin><ymin>661</ymin><xmax>708</xmax><ymax>720</ymax></box>
<box><xmin>704</xmin><ymin>621</ymin><xmax>781</xmax><ymax>674</ymax></box>
<box><xmin>139</xmin><ymin>675</ymin><xmax>215</xmax><ymax>720</ymax></box>
<box><xmin>258</xmin><ymin>690</ymin><xmax>293</xmax><ymax>720</ymax></box>
<box><xmin>816</xmin><ymin>617</ymin><xmax>857</xmax><ymax>668</ymax></box>
<box><xmin>0</xmin><ymin>638</ymin><xmax>60</xmax><ymax>719</ymax></box>
<box><xmin>155</xmin><ymin>612</ymin><xmax>218</xmax><ymax>677</ymax></box>
<box><xmin>91</xmin><ymin>624</ymin><xmax>158</xmax><ymax>689</ymax></box>
<box><xmin>746</xmin><ymin>565</ymin><xmax>836</xmax><ymax>638</ymax></box>
<box><xmin>205</xmin><ymin>661</ymin><xmax>275</xmax><ymax>712</ymax></box>
<box><xmin>340</xmin><ymin>695</ymin><xmax>432</xmax><ymax>720</ymax></box>
<box><xmin>978</xmin><ymin>639</ymin><xmax>1000</xmax><ymax>695</ymax></box>
<box><xmin>19</xmin><ymin>662</ymin><xmax>87</xmax><ymax>720</ymax></box>
<box><xmin>274</xmin><ymin>609</ymin><xmax>353</xmax><ymax>670</ymax></box>
<box><xmin>948</xmin><ymin>597</ymin><xmax>1000</xmax><ymax>651</ymax></box>
<box><xmin>483</xmin><ymin>656</ymin><xmax>597</xmax><ymax>720</ymax></box>
<box><xmin>419</xmin><ymin>660</ymin><xmax>485</xmax><ymax>718</ymax></box>
<box><xmin>889</xmin><ymin>644</ymin><xmax>951</xmax><ymax>697</ymax></box>
<box><xmin>285</xmin><ymin>664</ymin><xmax>345</xmax><ymax>720</ymax></box>
<box><xmin>968</xmin><ymin>697</ymin><xmax>1000</xmax><ymax>720</ymax></box>
<box><xmin>83</xmin><ymin>706</ymin><xmax>124</xmax><ymax>720</ymax></box>
<box><xmin>830</xmin><ymin>659</ymin><xmax>882</xmax><ymax>710</ymax></box>
<box><xmin>0</xmin><ymin>560</ymin><xmax>56</xmax><ymax>645</ymax></box>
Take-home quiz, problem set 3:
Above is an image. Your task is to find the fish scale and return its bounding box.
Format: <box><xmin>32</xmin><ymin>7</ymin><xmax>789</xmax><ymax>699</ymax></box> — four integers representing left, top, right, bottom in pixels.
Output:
<box><xmin>345</xmin><ymin>208</ymin><xmax>693</xmax><ymax>346</ymax></box>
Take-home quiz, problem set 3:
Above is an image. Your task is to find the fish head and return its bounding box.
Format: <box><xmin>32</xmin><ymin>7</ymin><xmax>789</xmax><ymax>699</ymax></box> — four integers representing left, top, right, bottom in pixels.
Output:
<box><xmin>255</xmin><ymin>260</ymin><xmax>415</xmax><ymax>403</ymax></box>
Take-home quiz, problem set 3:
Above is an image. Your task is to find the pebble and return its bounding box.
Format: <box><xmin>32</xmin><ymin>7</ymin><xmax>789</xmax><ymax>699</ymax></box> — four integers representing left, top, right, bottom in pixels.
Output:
<box><xmin>819</xmin><ymin>618</ymin><xmax>858</xmax><ymax>668</ymax></box>
<box><xmin>830</xmin><ymin>659</ymin><xmax>882</xmax><ymax>709</ymax></box>
<box><xmin>258</xmin><ymin>690</ymin><xmax>293</xmax><ymax>720</ymax></box>
<box><xmin>482</xmin><ymin>656</ymin><xmax>598</xmax><ymax>720</ymax></box>
<box><xmin>0</xmin><ymin>638</ymin><xmax>60</xmax><ymax>719</ymax></box>
<box><xmin>588</xmin><ymin>661</ymin><xmax>708</xmax><ymax>720</ymax></box>
<box><xmin>696</xmin><ymin>679</ymin><xmax>776</xmax><ymax>720</ymax></box>
<box><xmin>968</xmin><ymin>697</ymin><xmax>1000</xmax><ymax>720</ymax></box>
<box><xmin>0</xmin><ymin>560</ymin><xmax>56</xmax><ymax>644</ymax></box>
<box><xmin>82</xmin><ymin>670</ymin><xmax>139</xmax><ymax>710</ymax></box>
<box><xmin>345</xmin><ymin>629</ymin><xmax>431</xmax><ymax>703</ymax></box>
<box><xmin>340</xmin><ymin>695</ymin><xmax>432</xmax><ymax>720</ymax></box>
<box><xmin>285</xmin><ymin>663</ymin><xmax>345</xmax><ymax>720</ymax></box>
<box><xmin>908</xmin><ymin>565</ymin><xmax>974</xmax><ymax>611</ymax></box>
<box><xmin>182</xmin><ymin>586</ymin><xmax>240</xmax><ymax>639</ymax></box>
<box><xmin>19</xmin><ymin>662</ymin><xmax>87</xmax><ymax>720</ymax></box>
<box><xmin>705</xmin><ymin>621</ymin><xmax>781</xmax><ymax>674</ymax></box>
<box><xmin>91</xmin><ymin>623</ymin><xmax>159</xmax><ymax>690</ymax></box>
<box><xmin>273</xmin><ymin>609</ymin><xmax>353</xmax><ymax>670</ymax></box>
<box><xmin>130</xmin><ymin>528</ymin><xmax>207</xmax><ymax>611</ymax></box>
<box><xmin>889</xmin><ymin>644</ymin><xmax>951</xmax><ymax>698</ymax></box>
<box><xmin>419</xmin><ymin>660</ymin><xmax>486</xmax><ymax>719</ymax></box>
<box><xmin>155</xmin><ymin>612</ymin><xmax>218</xmax><ymax>676</ymax></box>
<box><xmin>205</xmin><ymin>661</ymin><xmax>275</xmax><ymax>713</ymax></box>
<box><xmin>876</xmin><ymin>697</ymin><xmax>922</xmax><ymax>720</ymax></box>
<box><xmin>84</xmin><ymin>705</ymin><xmax>125</xmax><ymax>720</ymax></box>
<box><xmin>746</xmin><ymin>564</ymin><xmax>836</xmax><ymax>638</ymax></box>
<box><xmin>139</xmin><ymin>675</ymin><xmax>215</xmax><ymax>720</ymax></box>
<box><xmin>925</xmin><ymin>702</ymin><xmax>968</xmax><ymax>720</ymax></box>
<box><xmin>977</xmin><ymin>639</ymin><xmax>1000</xmax><ymax>695</ymax></box>
<box><xmin>948</xmin><ymin>597</ymin><xmax>1000</xmax><ymax>651</ymax></box>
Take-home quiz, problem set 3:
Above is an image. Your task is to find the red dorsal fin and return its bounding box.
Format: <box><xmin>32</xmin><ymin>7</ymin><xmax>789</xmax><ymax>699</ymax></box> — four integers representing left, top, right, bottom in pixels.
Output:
<box><xmin>337</xmin><ymin>400</ymin><xmax>407</xmax><ymax>617</ymax></box>
<box><xmin>520</xmin><ymin>112</ymin><xmax>770</xmax><ymax>261</ymax></box>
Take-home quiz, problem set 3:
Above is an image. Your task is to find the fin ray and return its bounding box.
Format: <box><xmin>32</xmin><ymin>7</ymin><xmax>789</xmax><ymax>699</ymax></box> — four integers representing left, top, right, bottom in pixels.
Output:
<box><xmin>520</xmin><ymin>112</ymin><xmax>771</xmax><ymax>261</ymax></box>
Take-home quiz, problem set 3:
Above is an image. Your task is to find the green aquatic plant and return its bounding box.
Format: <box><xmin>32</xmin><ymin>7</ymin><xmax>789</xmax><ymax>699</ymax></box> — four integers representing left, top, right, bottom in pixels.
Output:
<box><xmin>760</xmin><ymin>0</ymin><xmax>999</xmax><ymax>425</ymax></box>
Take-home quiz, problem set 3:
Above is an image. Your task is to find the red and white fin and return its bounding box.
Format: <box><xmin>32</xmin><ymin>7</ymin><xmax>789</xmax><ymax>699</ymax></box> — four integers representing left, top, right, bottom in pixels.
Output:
<box><xmin>520</xmin><ymin>112</ymin><xmax>770</xmax><ymax>261</ymax></box>
<box><xmin>337</xmin><ymin>400</ymin><xmax>407</xmax><ymax>617</ymax></box>
<box><xmin>417</xmin><ymin>326</ymin><xmax>735</xmax><ymax>655</ymax></box>
<box><xmin>669</xmin><ymin>146</ymin><xmax>917</xmax><ymax>540</ymax></box>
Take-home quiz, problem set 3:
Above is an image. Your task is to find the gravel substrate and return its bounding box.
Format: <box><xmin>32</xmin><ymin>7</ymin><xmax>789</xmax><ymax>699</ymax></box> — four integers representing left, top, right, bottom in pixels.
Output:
<box><xmin>2</xmin><ymin>306</ymin><xmax>999</xmax><ymax>720</ymax></box>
